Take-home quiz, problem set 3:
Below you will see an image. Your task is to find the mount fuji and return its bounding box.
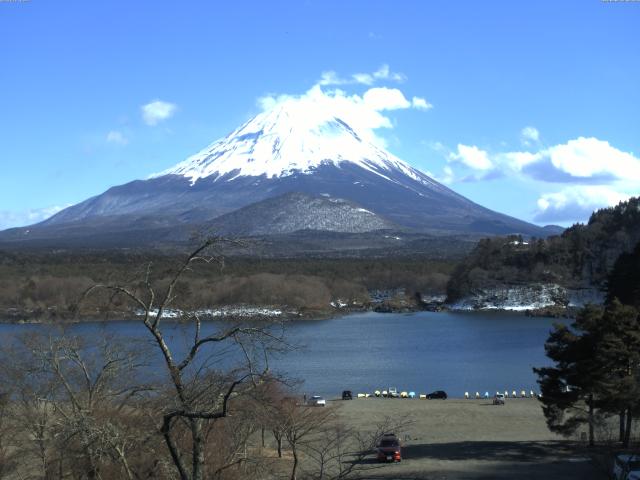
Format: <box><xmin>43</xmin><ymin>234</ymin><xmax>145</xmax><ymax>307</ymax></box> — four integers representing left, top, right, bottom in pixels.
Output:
<box><xmin>0</xmin><ymin>101</ymin><xmax>553</xmax><ymax>250</ymax></box>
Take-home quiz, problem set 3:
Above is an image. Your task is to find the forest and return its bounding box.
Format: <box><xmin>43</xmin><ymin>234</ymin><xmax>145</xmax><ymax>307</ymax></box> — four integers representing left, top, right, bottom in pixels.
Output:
<box><xmin>0</xmin><ymin>250</ymin><xmax>455</xmax><ymax>322</ymax></box>
<box><xmin>446</xmin><ymin>197</ymin><xmax>640</xmax><ymax>303</ymax></box>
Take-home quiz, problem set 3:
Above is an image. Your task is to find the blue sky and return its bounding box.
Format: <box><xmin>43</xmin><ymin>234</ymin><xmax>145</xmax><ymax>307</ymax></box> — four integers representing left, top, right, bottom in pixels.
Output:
<box><xmin>1</xmin><ymin>0</ymin><xmax>639</xmax><ymax>229</ymax></box>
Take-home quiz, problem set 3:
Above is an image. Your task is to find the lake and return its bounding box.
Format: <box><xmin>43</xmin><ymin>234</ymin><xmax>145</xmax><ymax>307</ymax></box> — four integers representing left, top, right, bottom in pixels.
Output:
<box><xmin>0</xmin><ymin>310</ymin><xmax>567</xmax><ymax>399</ymax></box>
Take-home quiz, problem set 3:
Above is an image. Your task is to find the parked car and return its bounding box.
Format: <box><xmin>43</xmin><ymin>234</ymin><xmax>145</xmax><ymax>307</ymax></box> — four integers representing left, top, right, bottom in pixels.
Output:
<box><xmin>426</xmin><ymin>390</ymin><xmax>447</xmax><ymax>400</ymax></box>
<box><xmin>493</xmin><ymin>393</ymin><xmax>505</xmax><ymax>405</ymax></box>
<box><xmin>376</xmin><ymin>433</ymin><xmax>401</xmax><ymax>462</ymax></box>
<box><xmin>342</xmin><ymin>390</ymin><xmax>353</xmax><ymax>400</ymax></box>
<box><xmin>308</xmin><ymin>395</ymin><xmax>326</xmax><ymax>407</ymax></box>
<box><xmin>613</xmin><ymin>454</ymin><xmax>640</xmax><ymax>480</ymax></box>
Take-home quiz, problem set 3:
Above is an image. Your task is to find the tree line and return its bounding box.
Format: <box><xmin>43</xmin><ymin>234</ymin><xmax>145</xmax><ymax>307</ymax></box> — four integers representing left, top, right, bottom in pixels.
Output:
<box><xmin>0</xmin><ymin>251</ymin><xmax>454</xmax><ymax>321</ymax></box>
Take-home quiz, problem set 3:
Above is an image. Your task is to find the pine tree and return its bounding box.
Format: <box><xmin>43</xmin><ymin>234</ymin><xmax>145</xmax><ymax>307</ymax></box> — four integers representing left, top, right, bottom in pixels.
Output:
<box><xmin>595</xmin><ymin>299</ymin><xmax>640</xmax><ymax>447</ymax></box>
<box><xmin>534</xmin><ymin>305</ymin><xmax>605</xmax><ymax>446</ymax></box>
<box><xmin>606</xmin><ymin>242</ymin><xmax>640</xmax><ymax>310</ymax></box>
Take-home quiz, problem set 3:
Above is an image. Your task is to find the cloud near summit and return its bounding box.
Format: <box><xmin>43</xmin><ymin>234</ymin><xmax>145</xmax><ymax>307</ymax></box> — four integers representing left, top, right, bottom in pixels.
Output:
<box><xmin>257</xmin><ymin>66</ymin><xmax>432</xmax><ymax>147</ymax></box>
<box><xmin>318</xmin><ymin>64</ymin><xmax>407</xmax><ymax>86</ymax></box>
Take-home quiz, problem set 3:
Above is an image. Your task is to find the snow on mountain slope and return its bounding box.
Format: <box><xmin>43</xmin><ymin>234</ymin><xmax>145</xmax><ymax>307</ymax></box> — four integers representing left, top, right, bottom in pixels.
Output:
<box><xmin>154</xmin><ymin>100</ymin><xmax>445</xmax><ymax>192</ymax></box>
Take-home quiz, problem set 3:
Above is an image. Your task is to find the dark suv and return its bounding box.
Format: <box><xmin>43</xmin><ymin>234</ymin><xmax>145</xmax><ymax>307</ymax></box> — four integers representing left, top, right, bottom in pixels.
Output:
<box><xmin>376</xmin><ymin>433</ymin><xmax>401</xmax><ymax>462</ymax></box>
<box><xmin>342</xmin><ymin>390</ymin><xmax>353</xmax><ymax>400</ymax></box>
<box><xmin>426</xmin><ymin>390</ymin><xmax>447</xmax><ymax>400</ymax></box>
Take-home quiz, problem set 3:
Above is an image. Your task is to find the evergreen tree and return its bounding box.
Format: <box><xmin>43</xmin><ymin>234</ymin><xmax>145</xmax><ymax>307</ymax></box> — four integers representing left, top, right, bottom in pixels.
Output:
<box><xmin>534</xmin><ymin>305</ymin><xmax>605</xmax><ymax>446</ymax></box>
<box><xmin>535</xmin><ymin>301</ymin><xmax>640</xmax><ymax>447</ymax></box>
<box><xmin>534</xmin><ymin>207</ymin><xmax>640</xmax><ymax>447</ymax></box>
<box><xmin>607</xmin><ymin>241</ymin><xmax>640</xmax><ymax>309</ymax></box>
<box><xmin>595</xmin><ymin>299</ymin><xmax>640</xmax><ymax>447</ymax></box>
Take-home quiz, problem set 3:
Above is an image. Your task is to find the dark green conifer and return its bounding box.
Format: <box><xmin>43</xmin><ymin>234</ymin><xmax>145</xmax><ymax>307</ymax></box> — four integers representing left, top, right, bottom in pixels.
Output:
<box><xmin>595</xmin><ymin>299</ymin><xmax>640</xmax><ymax>447</ymax></box>
<box><xmin>606</xmin><ymin>242</ymin><xmax>640</xmax><ymax>309</ymax></box>
<box><xmin>534</xmin><ymin>305</ymin><xmax>605</xmax><ymax>446</ymax></box>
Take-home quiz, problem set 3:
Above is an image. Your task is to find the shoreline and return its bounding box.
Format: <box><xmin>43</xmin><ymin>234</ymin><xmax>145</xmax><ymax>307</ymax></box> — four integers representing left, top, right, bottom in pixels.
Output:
<box><xmin>0</xmin><ymin>301</ymin><xmax>581</xmax><ymax>324</ymax></box>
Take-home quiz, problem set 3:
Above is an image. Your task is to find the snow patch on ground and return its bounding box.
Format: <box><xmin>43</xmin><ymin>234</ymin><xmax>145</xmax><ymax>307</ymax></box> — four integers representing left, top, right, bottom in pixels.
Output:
<box><xmin>450</xmin><ymin>284</ymin><xmax>566</xmax><ymax>311</ymax></box>
<box><xmin>450</xmin><ymin>284</ymin><xmax>605</xmax><ymax>311</ymax></box>
<box><xmin>137</xmin><ymin>306</ymin><xmax>287</xmax><ymax>319</ymax></box>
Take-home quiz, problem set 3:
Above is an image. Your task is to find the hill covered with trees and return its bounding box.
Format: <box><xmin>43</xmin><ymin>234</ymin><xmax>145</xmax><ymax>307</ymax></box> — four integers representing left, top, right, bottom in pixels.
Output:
<box><xmin>446</xmin><ymin>197</ymin><xmax>640</xmax><ymax>307</ymax></box>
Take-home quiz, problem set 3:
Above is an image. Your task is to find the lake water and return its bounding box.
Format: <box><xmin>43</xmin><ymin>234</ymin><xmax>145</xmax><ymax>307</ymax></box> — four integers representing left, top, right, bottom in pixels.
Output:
<box><xmin>0</xmin><ymin>311</ymin><xmax>567</xmax><ymax>399</ymax></box>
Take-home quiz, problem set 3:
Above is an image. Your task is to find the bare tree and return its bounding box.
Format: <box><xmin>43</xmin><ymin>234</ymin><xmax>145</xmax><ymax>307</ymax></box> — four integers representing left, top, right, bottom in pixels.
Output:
<box><xmin>301</xmin><ymin>422</ymin><xmax>354</xmax><ymax>480</ymax></box>
<box><xmin>271</xmin><ymin>399</ymin><xmax>334</xmax><ymax>480</ymax></box>
<box><xmin>301</xmin><ymin>414</ymin><xmax>415</xmax><ymax>480</ymax></box>
<box><xmin>0</xmin><ymin>331</ymin><xmax>161</xmax><ymax>479</ymax></box>
<box><xmin>80</xmin><ymin>237</ymin><xmax>286</xmax><ymax>480</ymax></box>
<box><xmin>4</xmin><ymin>335</ymin><xmax>159</xmax><ymax>479</ymax></box>
<box><xmin>0</xmin><ymin>392</ymin><xmax>18</xmax><ymax>478</ymax></box>
<box><xmin>252</xmin><ymin>379</ymin><xmax>291</xmax><ymax>459</ymax></box>
<box><xmin>1</xmin><ymin>340</ymin><xmax>57</xmax><ymax>479</ymax></box>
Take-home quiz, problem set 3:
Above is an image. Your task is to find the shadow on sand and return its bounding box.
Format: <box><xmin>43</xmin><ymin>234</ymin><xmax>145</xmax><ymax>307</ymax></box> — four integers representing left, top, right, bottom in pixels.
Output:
<box><xmin>349</xmin><ymin>441</ymin><xmax>607</xmax><ymax>480</ymax></box>
<box><xmin>402</xmin><ymin>440</ymin><xmax>578</xmax><ymax>462</ymax></box>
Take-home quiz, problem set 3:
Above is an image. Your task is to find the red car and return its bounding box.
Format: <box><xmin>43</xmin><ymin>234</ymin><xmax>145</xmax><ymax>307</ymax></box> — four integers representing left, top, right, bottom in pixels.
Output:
<box><xmin>376</xmin><ymin>433</ymin><xmax>401</xmax><ymax>462</ymax></box>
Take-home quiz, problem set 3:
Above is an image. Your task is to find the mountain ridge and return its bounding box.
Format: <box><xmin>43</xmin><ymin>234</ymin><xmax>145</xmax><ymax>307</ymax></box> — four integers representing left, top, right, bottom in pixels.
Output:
<box><xmin>0</xmin><ymin>102</ymin><xmax>553</xmax><ymax>250</ymax></box>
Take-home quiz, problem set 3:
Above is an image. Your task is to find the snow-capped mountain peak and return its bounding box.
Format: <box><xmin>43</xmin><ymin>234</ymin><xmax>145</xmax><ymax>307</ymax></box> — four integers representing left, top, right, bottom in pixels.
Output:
<box><xmin>4</xmin><ymin>97</ymin><xmax>549</xmax><ymax>247</ymax></box>
<box><xmin>154</xmin><ymin>101</ymin><xmax>429</xmax><ymax>186</ymax></box>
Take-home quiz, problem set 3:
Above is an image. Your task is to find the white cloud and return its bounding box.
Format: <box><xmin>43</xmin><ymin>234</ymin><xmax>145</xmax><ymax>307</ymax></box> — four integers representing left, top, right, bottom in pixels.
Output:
<box><xmin>442</xmin><ymin>132</ymin><xmax>640</xmax><ymax>186</ymax></box>
<box><xmin>319</xmin><ymin>64</ymin><xmax>406</xmax><ymax>86</ymax></box>
<box><xmin>428</xmin><ymin>126</ymin><xmax>639</xmax><ymax>224</ymax></box>
<box><xmin>546</xmin><ymin>137</ymin><xmax>640</xmax><ymax>180</ymax></box>
<box><xmin>351</xmin><ymin>73</ymin><xmax>374</xmax><ymax>85</ymax></box>
<box><xmin>0</xmin><ymin>205</ymin><xmax>68</xmax><ymax>230</ymax></box>
<box><xmin>434</xmin><ymin>132</ymin><xmax>639</xmax><ymax>224</ymax></box>
<box><xmin>318</xmin><ymin>71</ymin><xmax>344</xmax><ymax>86</ymax></box>
<box><xmin>534</xmin><ymin>186</ymin><xmax>631</xmax><ymax>223</ymax></box>
<box><xmin>412</xmin><ymin>96</ymin><xmax>433</xmax><ymax>110</ymax></box>
<box><xmin>448</xmin><ymin>144</ymin><xmax>493</xmax><ymax>170</ymax></box>
<box><xmin>257</xmin><ymin>79</ymin><xmax>431</xmax><ymax>147</ymax></box>
<box><xmin>256</xmin><ymin>94</ymin><xmax>280</xmax><ymax>112</ymax></box>
<box><xmin>492</xmin><ymin>136</ymin><xmax>640</xmax><ymax>185</ymax></box>
<box><xmin>430</xmin><ymin>165</ymin><xmax>454</xmax><ymax>184</ymax></box>
<box><xmin>362</xmin><ymin>87</ymin><xmax>411</xmax><ymax>110</ymax></box>
<box><xmin>141</xmin><ymin>100</ymin><xmax>177</xmax><ymax>126</ymax></box>
<box><xmin>521</xmin><ymin>126</ymin><xmax>539</xmax><ymax>145</ymax></box>
<box><xmin>500</xmin><ymin>151</ymin><xmax>542</xmax><ymax>170</ymax></box>
<box><xmin>371</xmin><ymin>64</ymin><xmax>406</xmax><ymax>83</ymax></box>
<box><xmin>106</xmin><ymin>130</ymin><xmax>128</xmax><ymax>145</ymax></box>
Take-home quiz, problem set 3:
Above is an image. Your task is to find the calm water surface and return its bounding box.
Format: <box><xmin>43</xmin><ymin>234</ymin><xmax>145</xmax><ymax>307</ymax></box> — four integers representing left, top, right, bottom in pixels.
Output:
<box><xmin>0</xmin><ymin>311</ymin><xmax>567</xmax><ymax>398</ymax></box>
<box><xmin>277</xmin><ymin>311</ymin><xmax>567</xmax><ymax>397</ymax></box>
